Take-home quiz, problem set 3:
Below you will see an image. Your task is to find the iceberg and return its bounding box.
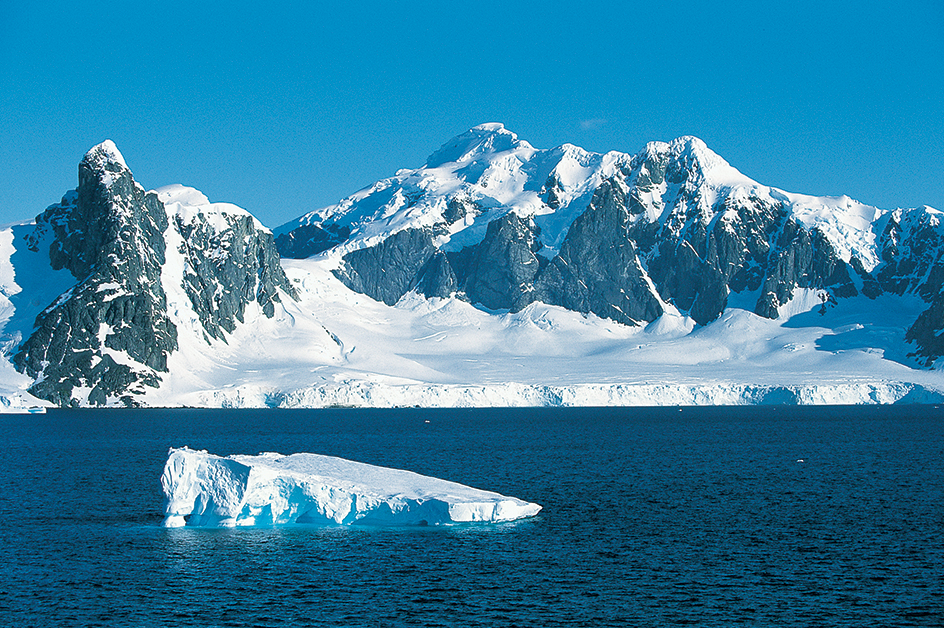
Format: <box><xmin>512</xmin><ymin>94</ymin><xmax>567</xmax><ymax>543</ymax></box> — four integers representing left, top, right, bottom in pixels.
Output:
<box><xmin>161</xmin><ymin>447</ymin><xmax>542</xmax><ymax>527</ymax></box>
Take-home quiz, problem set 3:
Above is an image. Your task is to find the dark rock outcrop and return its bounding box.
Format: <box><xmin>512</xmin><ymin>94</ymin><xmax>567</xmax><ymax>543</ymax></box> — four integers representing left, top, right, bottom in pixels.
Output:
<box><xmin>333</xmin><ymin>228</ymin><xmax>439</xmax><ymax>305</ymax></box>
<box><xmin>460</xmin><ymin>213</ymin><xmax>543</xmax><ymax>311</ymax></box>
<box><xmin>174</xmin><ymin>210</ymin><xmax>296</xmax><ymax>340</ymax></box>
<box><xmin>275</xmin><ymin>222</ymin><xmax>350</xmax><ymax>259</ymax></box>
<box><xmin>13</xmin><ymin>143</ymin><xmax>298</xmax><ymax>406</ymax></box>
<box><xmin>753</xmin><ymin>222</ymin><xmax>857</xmax><ymax>319</ymax></box>
<box><xmin>877</xmin><ymin>208</ymin><xmax>944</xmax><ymax>365</ymax></box>
<box><xmin>534</xmin><ymin>180</ymin><xmax>663</xmax><ymax>325</ymax></box>
<box><xmin>414</xmin><ymin>251</ymin><xmax>459</xmax><ymax>298</ymax></box>
<box><xmin>14</xmin><ymin>142</ymin><xmax>177</xmax><ymax>406</ymax></box>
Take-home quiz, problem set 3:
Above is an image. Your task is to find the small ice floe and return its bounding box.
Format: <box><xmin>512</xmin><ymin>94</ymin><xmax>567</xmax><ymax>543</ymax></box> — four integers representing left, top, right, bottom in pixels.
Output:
<box><xmin>161</xmin><ymin>447</ymin><xmax>541</xmax><ymax>528</ymax></box>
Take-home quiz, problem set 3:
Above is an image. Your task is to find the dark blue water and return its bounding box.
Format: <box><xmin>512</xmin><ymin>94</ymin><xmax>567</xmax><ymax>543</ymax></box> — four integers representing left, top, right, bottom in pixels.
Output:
<box><xmin>1</xmin><ymin>406</ymin><xmax>942</xmax><ymax>627</ymax></box>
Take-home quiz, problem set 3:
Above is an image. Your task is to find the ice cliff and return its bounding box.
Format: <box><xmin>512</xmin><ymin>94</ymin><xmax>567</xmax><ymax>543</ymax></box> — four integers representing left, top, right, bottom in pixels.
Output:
<box><xmin>161</xmin><ymin>447</ymin><xmax>542</xmax><ymax>527</ymax></box>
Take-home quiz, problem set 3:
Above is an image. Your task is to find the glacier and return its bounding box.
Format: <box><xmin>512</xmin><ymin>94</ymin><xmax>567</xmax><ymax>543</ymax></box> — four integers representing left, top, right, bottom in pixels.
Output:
<box><xmin>143</xmin><ymin>261</ymin><xmax>944</xmax><ymax>409</ymax></box>
<box><xmin>161</xmin><ymin>447</ymin><xmax>542</xmax><ymax>527</ymax></box>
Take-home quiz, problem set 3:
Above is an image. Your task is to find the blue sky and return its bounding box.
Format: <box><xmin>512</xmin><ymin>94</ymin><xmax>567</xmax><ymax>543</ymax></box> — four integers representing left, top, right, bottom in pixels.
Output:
<box><xmin>1</xmin><ymin>0</ymin><xmax>941</xmax><ymax>228</ymax></box>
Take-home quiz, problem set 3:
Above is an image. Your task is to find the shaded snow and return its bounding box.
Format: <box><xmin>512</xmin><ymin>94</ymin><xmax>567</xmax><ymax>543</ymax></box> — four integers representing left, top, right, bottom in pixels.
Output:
<box><xmin>0</xmin><ymin>223</ymin><xmax>70</xmax><ymax>411</ymax></box>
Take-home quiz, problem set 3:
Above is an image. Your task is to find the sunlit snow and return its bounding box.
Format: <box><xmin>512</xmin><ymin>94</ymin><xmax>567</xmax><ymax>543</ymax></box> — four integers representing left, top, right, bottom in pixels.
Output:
<box><xmin>140</xmin><ymin>253</ymin><xmax>944</xmax><ymax>408</ymax></box>
<box><xmin>161</xmin><ymin>447</ymin><xmax>542</xmax><ymax>527</ymax></box>
<box><xmin>3</xmin><ymin>128</ymin><xmax>944</xmax><ymax>409</ymax></box>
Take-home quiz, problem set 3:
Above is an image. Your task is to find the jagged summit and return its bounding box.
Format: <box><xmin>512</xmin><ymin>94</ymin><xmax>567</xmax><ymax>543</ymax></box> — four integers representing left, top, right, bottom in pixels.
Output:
<box><xmin>277</xmin><ymin>125</ymin><xmax>765</xmax><ymax>263</ymax></box>
<box><xmin>636</xmin><ymin>136</ymin><xmax>756</xmax><ymax>192</ymax></box>
<box><xmin>82</xmin><ymin>139</ymin><xmax>130</xmax><ymax>173</ymax></box>
<box><xmin>425</xmin><ymin>126</ymin><xmax>743</xmax><ymax>188</ymax></box>
<box><xmin>78</xmin><ymin>139</ymin><xmax>141</xmax><ymax>196</ymax></box>
<box><xmin>9</xmin><ymin>141</ymin><xmax>297</xmax><ymax>406</ymax></box>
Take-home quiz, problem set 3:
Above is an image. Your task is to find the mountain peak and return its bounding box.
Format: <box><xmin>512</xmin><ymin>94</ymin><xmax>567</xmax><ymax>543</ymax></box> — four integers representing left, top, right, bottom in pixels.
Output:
<box><xmin>640</xmin><ymin>136</ymin><xmax>753</xmax><ymax>188</ymax></box>
<box><xmin>425</xmin><ymin>123</ymin><xmax>533</xmax><ymax>168</ymax></box>
<box><xmin>82</xmin><ymin>140</ymin><xmax>129</xmax><ymax>173</ymax></box>
<box><xmin>668</xmin><ymin>135</ymin><xmax>725</xmax><ymax>167</ymax></box>
<box><xmin>471</xmin><ymin>122</ymin><xmax>508</xmax><ymax>133</ymax></box>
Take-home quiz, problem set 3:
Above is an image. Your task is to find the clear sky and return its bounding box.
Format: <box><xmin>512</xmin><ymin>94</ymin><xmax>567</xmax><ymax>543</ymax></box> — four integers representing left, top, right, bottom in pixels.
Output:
<box><xmin>1</xmin><ymin>0</ymin><xmax>942</xmax><ymax>229</ymax></box>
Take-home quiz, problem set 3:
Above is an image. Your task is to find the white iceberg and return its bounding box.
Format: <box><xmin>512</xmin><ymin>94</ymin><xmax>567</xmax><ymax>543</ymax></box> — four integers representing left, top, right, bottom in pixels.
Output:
<box><xmin>161</xmin><ymin>447</ymin><xmax>542</xmax><ymax>527</ymax></box>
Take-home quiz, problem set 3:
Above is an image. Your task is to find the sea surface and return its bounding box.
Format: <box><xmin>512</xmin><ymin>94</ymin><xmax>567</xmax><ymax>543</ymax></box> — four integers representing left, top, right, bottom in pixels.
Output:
<box><xmin>1</xmin><ymin>406</ymin><xmax>942</xmax><ymax>627</ymax></box>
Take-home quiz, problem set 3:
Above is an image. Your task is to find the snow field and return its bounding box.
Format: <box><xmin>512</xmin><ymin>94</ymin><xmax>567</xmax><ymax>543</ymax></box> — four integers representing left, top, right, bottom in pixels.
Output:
<box><xmin>145</xmin><ymin>253</ymin><xmax>944</xmax><ymax>408</ymax></box>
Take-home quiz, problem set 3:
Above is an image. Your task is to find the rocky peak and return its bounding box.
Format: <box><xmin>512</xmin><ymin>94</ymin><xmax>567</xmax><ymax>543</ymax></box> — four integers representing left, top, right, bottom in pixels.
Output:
<box><xmin>53</xmin><ymin>140</ymin><xmax>168</xmax><ymax>283</ymax></box>
<box><xmin>635</xmin><ymin>136</ymin><xmax>754</xmax><ymax>193</ymax></box>
<box><xmin>82</xmin><ymin>140</ymin><xmax>130</xmax><ymax>176</ymax></box>
<box><xmin>14</xmin><ymin>142</ymin><xmax>298</xmax><ymax>406</ymax></box>
<box><xmin>15</xmin><ymin>142</ymin><xmax>176</xmax><ymax>406</ymax></box>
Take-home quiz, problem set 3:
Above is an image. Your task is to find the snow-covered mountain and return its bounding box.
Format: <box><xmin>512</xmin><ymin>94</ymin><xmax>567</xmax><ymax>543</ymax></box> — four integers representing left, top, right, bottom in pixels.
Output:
<box><xmin>2</xmin><ymin>127</ymin><xmax>944</xmax><ymax>409</ymax></box>
<box><xmin>277</xmin><ymin>123</ymin><xmax>944</xmax><ymax>363</ymax></box>
<box><xmin>1</xmin><ymin>141</ymin><xmax>295</xmax><ymax>408</ymax></box>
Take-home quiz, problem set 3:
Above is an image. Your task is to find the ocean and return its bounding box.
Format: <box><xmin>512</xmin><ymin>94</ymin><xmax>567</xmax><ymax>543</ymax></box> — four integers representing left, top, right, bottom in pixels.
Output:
<box><xmin>1</xmin><ymin>406</ymin><xmax>942</xmax><ymax>626</ymax></box>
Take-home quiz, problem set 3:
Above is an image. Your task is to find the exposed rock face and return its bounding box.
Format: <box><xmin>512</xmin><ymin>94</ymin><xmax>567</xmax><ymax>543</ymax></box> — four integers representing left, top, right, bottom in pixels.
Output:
<box><xmin>458</xmin><ymin>212</ymin><xmax>543</xmax><ymax>312</ymax></box>
<box><xmin>14</xmin><ymin>142</ymin><xmax>177</xmax><ymax>406</ymax></box>
<box><xmin>171</xmin><ymin>205</ymin><xmax>297</xmax><ymax>339</ymax></box>
<box><xmin>611</xmin><ymin>146</ymin><xmax>859</xmax><ymax>325</ymax></box>
<box><xmin>326</xmin><ymin>135</ymin><xmax>860</xmax><ymax>331</ymax></box>
<box><xmin>332</xmin><ymin>203</ymin><xmax>663</xmax><ymax>324</ymax></box>
<box><xmin>414</xmin><ymin>251</ymin><xmax>458</xmax><ymax>299</ymax></box>
<box><xmin>275</xmin><ymin>222</ymin><xmax>350</xmax><ymax>259</ymax></box>
<box><xmin>333</xmin><ymin>228</ymin><xmax>439</xmax><ymax>305</ymax></box>
<box><xmin>751</xmin><ymin>222</ymin><xmax>858</xmax><ymax>319</ymax></box>
<box><xmin>876</xmin><ymin>208</ymin><xmax>944</xmax><ymax>365</ymax></box>
<box><xmin>534</xmin><ymin>181</ymin><xmax>663</xmax><ymax>325</ymax></box>
<box><xmin>13</xmin><ymin>144</ymin><xmax>296</xmax><ymax>406</ymax></box>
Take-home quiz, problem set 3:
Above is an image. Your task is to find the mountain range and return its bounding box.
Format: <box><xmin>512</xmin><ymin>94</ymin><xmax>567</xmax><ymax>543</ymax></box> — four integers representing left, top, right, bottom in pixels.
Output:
<box><xmin>2</xmin><ymin>125</ymin><xmax>944</xmax><ymax>409</ymax></box>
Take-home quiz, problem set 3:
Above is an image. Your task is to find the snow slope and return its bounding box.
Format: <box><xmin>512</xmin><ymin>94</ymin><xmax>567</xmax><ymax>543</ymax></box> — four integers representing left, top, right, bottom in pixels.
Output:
<box><xmin>141</xmin><ymin>254</ymin><xmax>944</xmax><ymax>408</ymax></box>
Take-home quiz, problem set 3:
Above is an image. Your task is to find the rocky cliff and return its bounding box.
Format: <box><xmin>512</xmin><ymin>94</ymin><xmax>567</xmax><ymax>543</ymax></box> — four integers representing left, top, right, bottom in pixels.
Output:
<box><xmin>12</xmin><ymin>143</ymin><xmax>295</xmax><ymax>406</ymax></box>
<box><xmin>160</xmin><ymin>184</ymin><xmax>297</xmax><ymax>341</ymax></box>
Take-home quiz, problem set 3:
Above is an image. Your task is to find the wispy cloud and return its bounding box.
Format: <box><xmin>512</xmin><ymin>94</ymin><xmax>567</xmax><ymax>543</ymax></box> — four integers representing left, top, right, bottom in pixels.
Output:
<box><xmin>579</xmin><ymin>118</ymin><xmax>607</xmax><ymax>131</ymax></box>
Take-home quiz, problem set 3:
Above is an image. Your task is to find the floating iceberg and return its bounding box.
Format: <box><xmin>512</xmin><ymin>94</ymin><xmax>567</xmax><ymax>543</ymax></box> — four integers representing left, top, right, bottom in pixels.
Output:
<box><xmin>161</xmin><ymin>447</ymin><xmax>542</xmax><ymax>527</ymax></box>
